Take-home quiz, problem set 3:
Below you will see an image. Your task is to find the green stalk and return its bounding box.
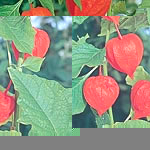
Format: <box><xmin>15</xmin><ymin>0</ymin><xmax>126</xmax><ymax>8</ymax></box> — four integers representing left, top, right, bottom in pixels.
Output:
<box><xmin>107</xmin><ymin>1</ymin><xmax>112</xmax><ymax>16</ymax></box>
<box><xmin>6</xmin><ymin>41</ymin><xmax>12</xmax><ymax>66</ymax></box>
<box><xmin>13</xmin><ymin>92</ymin><xmax>19</xmax><ymax>131</ymax></box>
<box><xmin>13</xmin><ymin>53</ymin><xmax>24</xmax><ymax>131</ymax></box>
<box><xmin>85</xmin><ymin>66</ymin><xmax>98</xmax><ymax>78</ymax></box>
<box><xmin>124</xmin><ymin>108</ymin><xmax>133</xmax><ymax>123</ymax></box>
<box><xmin>17</xmin><ymin>53</ymin><xmax>24</xmax><ymax>68</ymax></box>
<box><xmin>6</xmin><ymin>41</ymin><xmax>14</xmax><ymax>130</ymax></box>
<box><xmin>103</xmin><ymin>22</ymin><xmax>114</xmax><ymax>128</ymax></box>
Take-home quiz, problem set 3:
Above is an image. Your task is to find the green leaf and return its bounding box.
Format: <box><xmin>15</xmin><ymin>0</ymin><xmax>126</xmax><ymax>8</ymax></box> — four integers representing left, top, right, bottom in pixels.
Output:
<box><xmin>147</xmin><ymin>8</ymin><xmax>150</xmax><ymax>24</ymax></box>
<box><xmin>28</xmin><ymin>0</ymin><xmax>35</xmax><ymax>3</ymax></box>
<box><xmin>58</xmin><ymin>0</ymin><xmax>64</xmax><ymax>5</ymax></box>
<box><xmin>74</xmin><ymin>0</ymin><xmax>82</xmax><ymax>10</ymax></box>
<box><xmin>72</xmin><ymin>16</ymin><xmax>89</xmax><ymax>24</ymax></box>
<box><xmin>0</xmin><ymin>85</ymin><xmax>5</xmax><ymax>92</ymax></box>
<box><xmin>126</xmin><ymin>2</ymin><xmax>138</xmax><ymax>15</ymax></box>
<box><xmin>72</xmin><ymin>34</ymin><xmax>105</xmax><ymax>78</ymax></box>
<box><xmin>39</xmin><ymin>0</ymin><xmax>54</xmax><ymax>15</ymax></box>
<box><xmin>91</xmin><ymin>108</ymin><xmax>110</xmax><ymax>128</ymax></box>
<box><xmin>72</xmin><ymin>67</ymin><xmax>97</xmax><ymax>115</ymax></box>
<box><xmin>0</xmin><ymin>17</ymin><xmax>35</xmax><ymax>54</ymax></box>
<box><xmin>70</xmin><ymin>128</ymin><xmax>80</xmax><ymax>136</ymax></box>
<box><xmin>96</xmin><ymin>113</ymin><xmax>111</xmax><ymax>128</ymax></box>
<box><xmin>139</xmin><ymin>0</ymin><xmax>150</xmax><ymax>8</ymax></box>
<box><xmin>22</xmin><ymin>56</ymin><xmax>45</xmax><ymax>72</ymax></box>
<box><xmin>112</xmin><ymin>1</ymin><xmax>126</xmax><ymax>15</ymax></box>
<box><xmin>0</xmin><ymin>0</ymin><xmax>19</xmax><ymax>6</ymax></box>
<box><xmin>72</xmin><ymin>77</ymin><xmax>86</xmax><ymax>115</ymax></box>
<box><xmin>0</xmin><ymin>85</ymin><xmax>14</xmax><ymax>96</ymax></box>
<box><xmin>8</xmin><ymin>68</ymin><xmax>72</xmax><ymax>136</ymax></box>
<box><xmin>0</xmin><ymin>0</ymin><xmax>23</xmax><ymax>16</ymax></box>
<box><xmin>103</xmin><ymin>124</ymin><xmax>111</xmax><ymax>128</ymax></box>
<box><xmin>125</xmin><ymin>66</ymin><xmax>150</xmax><ymax>86</ymax></box>
<box><xmin>0</xmin><ymin>131</ymin><xmax>21</xmax><ymax>136</ymax></box>
<box><xmin>99</xmin><ymin>14</ymin><xmax>150</xmax><ymax>37</ymax></box>
<box><xmin>114</xmin><ymin>120</ymin><xmax>150</xmax><ymax>128</ymax></box>
<box><xmin>60</xmin><ymin>128</ymin><xmax>80</xmax><ymax>136</ymax></box>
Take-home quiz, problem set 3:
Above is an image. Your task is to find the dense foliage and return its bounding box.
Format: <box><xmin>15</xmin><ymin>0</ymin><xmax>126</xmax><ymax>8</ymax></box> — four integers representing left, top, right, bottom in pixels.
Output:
<box><xmin>0</xmin><ymin>16</ymin><xmax>80</xmax><ymax>136</ymax></box>
<box><xmin>72</xmin><ymin>15</ymin><xmax>150</xmax><ymax>128</ymax></box>
<box><xmin>0</xmin><ymin>0</ymin><xmax>150</xmax><ymax>16</ymax></box>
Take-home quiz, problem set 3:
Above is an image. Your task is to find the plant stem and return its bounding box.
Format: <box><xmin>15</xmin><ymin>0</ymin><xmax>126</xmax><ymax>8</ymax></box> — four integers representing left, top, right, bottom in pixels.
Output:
<box><xmin>103</xmin><ymin>22</ymin><xmax>114</xmax><ymax>128</ymax></box>
<box><xmin>17</xmin><ymin>53</ymin><xmax>24</xmax><ymax>67</ymax></box>
<box><xmin>124</xmin><ymin>114</ymin><xmax>132</xmax><ymax>123</ymax></box>
<box><xmin>6</xmin><ymin>41</ymin><xmax>12</xmax><ymax>66</ymax></box>
<box><xmin>105</xmin><ymin>22</ymin><xmax>111</xmax><ymax>43</ymax></box>
<box><xmin>115</xmin><ymin>24</ymin><xmax>122</xmax><ymax>40</ymax></box>
<box><xmin>5</xmin><ymin>41</ymin><xmax>13</xmax><ymax>94</ymax></box>
<box><xmin>103</xmin><ymin>61</ymin><xmax>108</xmax><ymax>76</ymax></box>
<box><xmin>108</xmin><ymin>108</ymin><xmax>114</xmax><ymax>127</ymax></box>
<box><xmin>13</xmin><ymin>91</ymin><xmax>20</xmax><ymax>131</ymax></box>
<box><xmin>85</xmin><ymin>66</ymin><xmax>98</xmax><ymax>78</ymax></box>
<box><xmin>103</xmin><ymin>61</ymin><xmax>114</xmax><ymax>127</ymax></box>
<box><xmin>4</xmin><ymin>80</ymin><xmax>12</xmax><ymax>95</ymax></box>
<box><xmin>6</xmin><ymin>41</ymin><xmax>15</xmax><ymax>130</ymax></box>
<box><xmin>124</xmin><ymin>108</ymin><xmax>133</xmax><ymax>123</ymax></box>
<box><xmin>107</xmin><ymin>1</ymin><xmax>112</xmax><ymax>16</ymax></box>
<box><xmin>99</xmin><ymin>66</ymin><xmax>102</xmax><ymax>76</ymax></box>
<box><xmin>13</xmin><ymin>52</ymin><xmax>24</xmax><ymax>131</ymax></box>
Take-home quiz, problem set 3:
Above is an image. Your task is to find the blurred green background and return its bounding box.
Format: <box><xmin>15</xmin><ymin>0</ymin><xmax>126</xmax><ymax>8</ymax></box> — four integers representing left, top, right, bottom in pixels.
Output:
<box><xmin>0</xmin><ymin>16</ymin><xmax>72</xmax><ymax>134</ymax></box>
<box><xmin>72</xmin><ymin>16</ymin><xmax>150</xmax><ymax>128</ymax></box>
